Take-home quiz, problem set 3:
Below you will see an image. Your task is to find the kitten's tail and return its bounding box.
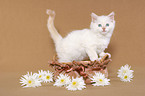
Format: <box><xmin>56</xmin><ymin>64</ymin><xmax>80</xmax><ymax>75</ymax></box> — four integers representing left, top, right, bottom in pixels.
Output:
<box><xmin>46</xmin><ymin>9</ymin><xmax>62</xmax><ymax>44</ymax></box>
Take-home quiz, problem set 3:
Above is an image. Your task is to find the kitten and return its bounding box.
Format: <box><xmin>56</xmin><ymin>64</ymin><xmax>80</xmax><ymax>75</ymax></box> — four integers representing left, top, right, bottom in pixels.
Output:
<box><xmin>46</xmin><ymin>9</ymin><xmax>115</xmax><ymax>63</ymax></box>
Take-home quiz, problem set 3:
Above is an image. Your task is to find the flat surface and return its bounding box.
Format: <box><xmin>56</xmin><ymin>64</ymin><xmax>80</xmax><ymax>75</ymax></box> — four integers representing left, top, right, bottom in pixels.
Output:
<box><xmin>0</xmin><ymin>0</ymin><xmax>145</xmax><ymax>96</ymax></box>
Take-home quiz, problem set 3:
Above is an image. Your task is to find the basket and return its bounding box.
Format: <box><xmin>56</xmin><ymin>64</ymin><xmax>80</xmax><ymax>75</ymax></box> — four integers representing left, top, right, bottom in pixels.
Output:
<box><xmin>48</xmin><ymin>55</ymin><xmax>111</xmax><ymax>84</ymax></box>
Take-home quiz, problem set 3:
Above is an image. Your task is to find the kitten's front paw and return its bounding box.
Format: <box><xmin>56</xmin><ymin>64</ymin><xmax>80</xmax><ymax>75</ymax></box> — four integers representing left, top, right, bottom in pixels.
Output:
<box><xmin>100</xmin><ymin>52</ymin><xmax>111</xmax><ymax>58</ymax></box>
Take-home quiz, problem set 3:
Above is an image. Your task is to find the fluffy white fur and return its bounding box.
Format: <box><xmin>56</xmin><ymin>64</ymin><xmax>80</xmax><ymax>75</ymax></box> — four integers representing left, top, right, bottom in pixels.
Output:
<box><xmin>46</xmin><ymin>9</ymin><xmax>115</xmax><ymax>62</ymax></box>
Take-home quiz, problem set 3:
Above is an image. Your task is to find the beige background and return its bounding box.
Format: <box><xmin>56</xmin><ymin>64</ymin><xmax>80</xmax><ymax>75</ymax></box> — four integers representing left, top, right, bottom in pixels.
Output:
<box><xmin>0</xmin><ymin>0</ymin><xmax>145</xmax><ymax>96</ymax></box>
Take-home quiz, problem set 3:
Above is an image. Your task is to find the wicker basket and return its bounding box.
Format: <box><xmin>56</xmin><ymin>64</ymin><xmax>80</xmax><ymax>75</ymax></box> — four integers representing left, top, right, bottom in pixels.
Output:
<box><xmin>48</xmin><ymin>55</ymin><xmax>111</xmax><ymax>84</ymax></box>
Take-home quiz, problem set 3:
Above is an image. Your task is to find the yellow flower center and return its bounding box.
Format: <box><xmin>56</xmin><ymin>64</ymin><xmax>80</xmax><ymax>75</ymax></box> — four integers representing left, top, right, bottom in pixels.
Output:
<box><xmin>72</xmin><ymin>81</ymin><xmax>77</xmax><ymax>85</ymax></box>
<box><xmin>124</xmin><ymin>75</ymin><xmax>128</xmax><ymax>79</ymax></box>
<box><xmin>39</xmin><ymin>75</ymin><xmax>42</xmax><ymax>78</ymax></box>
<box><xmin>46</xmin><ymin>76</ymin><xmax>50</xmax><ymax>79</ymax></box>
<box><xmin>28</xmin><ymin>80</ymin><xmax>32</xmax><ymax>84</ymax></box>
<box><xmin>99</xmin><ymin>79</ymin><xmax>103</xmax><ymax>82</ymax></box>
<box><xmin>60</xmin><ymin>79</ymin><xmax>64</xmax><ymax>83</ymax></box>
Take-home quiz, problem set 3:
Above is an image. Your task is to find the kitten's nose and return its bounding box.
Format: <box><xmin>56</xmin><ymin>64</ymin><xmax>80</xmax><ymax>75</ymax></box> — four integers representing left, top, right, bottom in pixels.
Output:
<box><xmin>102</xmin><ymin>27</ymin><xmax>106</xmax><ymax>32</ymax></box>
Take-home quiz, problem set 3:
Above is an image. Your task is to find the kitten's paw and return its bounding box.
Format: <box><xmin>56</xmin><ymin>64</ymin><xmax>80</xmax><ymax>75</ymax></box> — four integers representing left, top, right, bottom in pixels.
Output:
<box><xmin>100</xmin><ymin>52</ymin><xmax>111</xmax><ymax>58</ymax></box>
<box><xmin>46</xmin><ymin>9</ymin><xmax>55</xmax><ymax>17</ymax></box>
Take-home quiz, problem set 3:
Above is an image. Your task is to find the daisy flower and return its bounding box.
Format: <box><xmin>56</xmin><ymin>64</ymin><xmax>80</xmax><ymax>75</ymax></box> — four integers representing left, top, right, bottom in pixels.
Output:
<box><xmin>117</xmin><ymin>64</ymin><xmax>134</xmax><ymax>82</ymax></box>
<box><xmin>91</xmin><ymin>72</ymin><xmax>110</xmax><ymax>86</ymax></box>
<box><xmin>66</xmin><ymin>77</ymin><xmax>86</xmax><ymax>91</ymax></box>
<box><xmin>20</xmin><ymin>72</ymin><xmax>41</xmax><ymax>88</ymax></box>
<box><xmin>117</xmin><ymin>64</ymin><xmax>134</xmax><ymax>78</ymax></box>
<box><xmin>53</xmin><ymin>74</ymin><xmax>71</xmax><ymax>87</ymax></box>
<box><xmin>37</xmin><ymin>70</ymin><xmax>46</xmax><ymax>82</ymax></box>
<box><xmin>42</xmin><ymin>70</ymin><xmax>53</xmax><ymax>83</ymax></box>
<box><xmin>120</xmin><ymin>73</ymin><xmax>134</xmax><ymax>82</ymax></box>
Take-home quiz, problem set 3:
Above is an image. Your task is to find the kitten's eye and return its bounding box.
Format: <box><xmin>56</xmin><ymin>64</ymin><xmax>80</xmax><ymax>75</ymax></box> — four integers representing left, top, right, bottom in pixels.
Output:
<box><xmin>98</xmin><ymin>24</ymin><xmax>102</xmax><ymax>27</ymax></box>
<box><xmin>106</xmin><ymin>23</ymin><xmax>109</xmax><ymax>26</ymax></box>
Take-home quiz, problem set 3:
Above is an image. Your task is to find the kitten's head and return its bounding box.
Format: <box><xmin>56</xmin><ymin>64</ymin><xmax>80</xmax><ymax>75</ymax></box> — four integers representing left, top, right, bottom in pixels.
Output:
<box><xmin>90</xmin><ymin>12</ymin><xmax>115</xmax><ymax>35</ymax></box>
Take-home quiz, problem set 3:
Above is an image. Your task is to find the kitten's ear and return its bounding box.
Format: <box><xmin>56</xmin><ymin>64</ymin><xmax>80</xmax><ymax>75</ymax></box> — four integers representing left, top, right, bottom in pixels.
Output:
<box><xmin>108</xmin><ymin>12</ymin><xmax>115</xmax><ymax>21</ymax></box>
<box><xmin>91</xmin><ymin>13</ymin><xmax>98</xmax><ymax>22</ymax></box>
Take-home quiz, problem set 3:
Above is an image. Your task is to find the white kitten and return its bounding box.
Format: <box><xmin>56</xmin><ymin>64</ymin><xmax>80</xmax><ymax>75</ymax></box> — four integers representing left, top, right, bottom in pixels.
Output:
<box><xmin>46</xmin><ymin>9</ymin><xmax>115</xmax><ymax>63</ymax></box>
